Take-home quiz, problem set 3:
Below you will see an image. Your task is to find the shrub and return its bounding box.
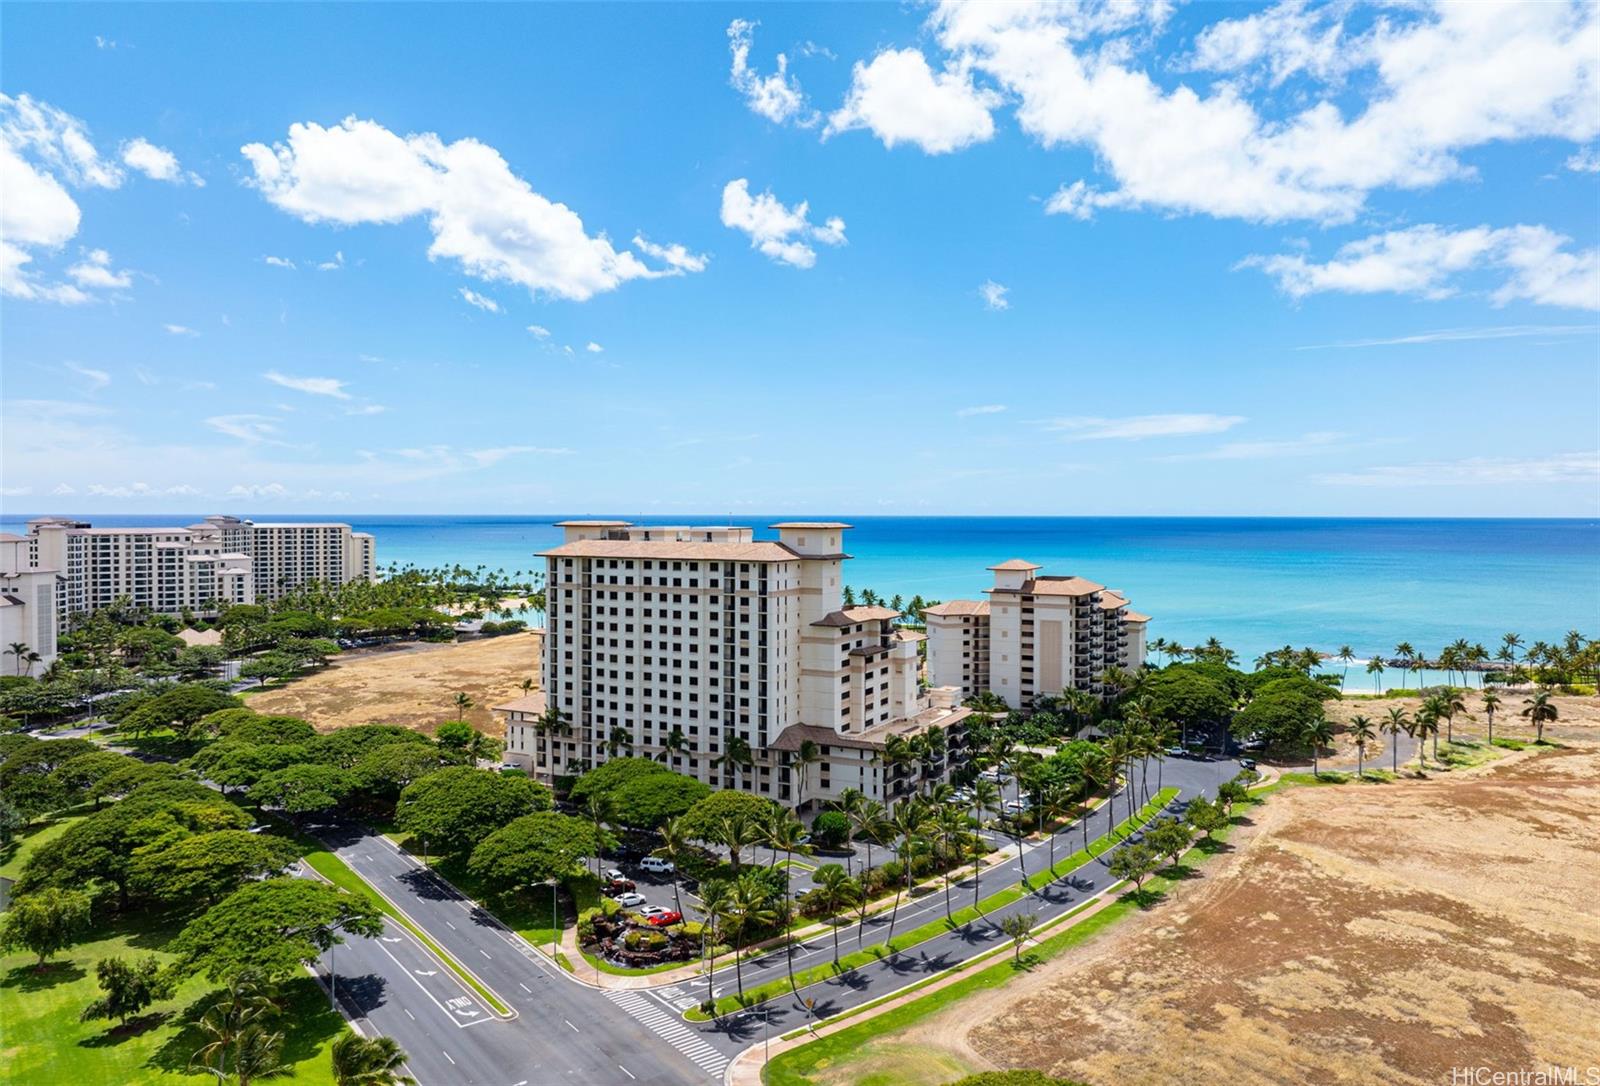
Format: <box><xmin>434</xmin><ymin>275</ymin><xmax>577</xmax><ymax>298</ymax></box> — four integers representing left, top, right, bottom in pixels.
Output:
<box><xmin>810</xmin><ymin>810</ymin><xmax>851</xmax><ymax>848</ymax></box>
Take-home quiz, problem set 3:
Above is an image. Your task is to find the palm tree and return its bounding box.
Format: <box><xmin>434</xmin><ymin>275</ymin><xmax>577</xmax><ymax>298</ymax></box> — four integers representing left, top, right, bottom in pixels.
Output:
<box><xmin>1520</xmin><ymin>691</ymin><xmax>1557</xmax><ymax>743</ymax></box>
<box><xmin>1394</xmin><ymin>642</ymin><xmax>1416</xmax><ymax>689</ymax></box>
<box><xmin>1302</xmin><ymin>718</ymin><xmax>1334</xmax><ymax>778</ymax></box>
<box><xmin>1337</xmin><ymin>645</ymin><xmax>1355</xmax><ymax>686</ymax></box>
<box><xmin>661</xmin><ymin>726</ymin><xmax>689</xmax><ymax>764</ymax></box>
<box><xmin>518</xmin><ymin>677</ymin><xmax>534</xmax><ymax>698</ymax></box>
<box><xmin>1440</xmin><ymin>689</ymin><xmax>1470</xmax><ymax>746</ymax></box>
<box><xmin>331</xmin><ymin>1034</ymin><xmax>415</xmax><ymax>1086</ymax></box>
<box><xmin>716</xmin><ymin>810</ymin><xmax>759</xmax><ymax>871</ymax></box>
<box><xmin>189</xmin><ymin>976</ymin><xmax>282</xmax><ymax>1085</ymax></box>
<box><xmin>728</xmin><ymin>873</ymin><xmax>777</xmax><ymax>1001</ymax></box>
<box><xmin>810</xmin><ymin>863</ymin><xmax>859</xmax><ymax>966</ymax></box>
<box><xmin>790</xmin><ymin>739</ymin><xmax>822</xmax><ymax>813</ymax></box>
<box><xmin>581</xmin><ymin>793</ymin><xmax>617</xmax><ymax>879</ymax></box>
<box><xmin>656</xmin><ymin>816</ymin><xmax>691</xmax><ymax>923</ymax></box>
<box><xmin>1348</xmin><ymin>715</ymin><xmax>1376</xmax><ymax>779</ymax></box>
<box><xmin>1382</xmin><ymin>707</ymin><xmax>1409</xmax><ymax>774</ymax></box>
<box><xmin>1480</xmin><ymin>691</ymin><xmax>1501</xmax><ymax>745</ymax></box>
<box><xmin>847</xmin><ymin>798</ymin><xmax>890</xmax><ymax>943</ymax></box>
<box><xmin>451</xmin><ymin>692</ymin><xmax>473</xmax><ymax>723</ymax></box>
<box><xmin>713</xmin><ymin>735</ymin><xmax>754</xmax><ymax>790</ymax></box>
<box><xmin>764</xmin><ymin>810</ymin><xmax>807</xmax><ymax>879</ymax></box>
<box><xmin>1366</xmin><ymin>657</ymin><xmax>1385</xmax><ymax>693</ymax></box>
<box><xmin>698</xmin><ymin>879</ymin><xmax>733</xmax><ymax>1014</ymax></box>
<box><xmin>5</xmin><ymin>641</ymin><xmax>31</xmax><ymax>676</ymax></box>
<box><xmin>883</xmin><ymin>800</ymin><xmax>928</xmax><ymax>947</ymax></box>
<box><xmin>1084</xmin><ymin>747</ymin><xmax>1118</xmax><ymax>862</ymax></box>
<box><xmin>934</xmin><ymin>804</ymin><xmax>969</xmax><ymax>921</ymax></box>
<box><xmin>1413</xmin><ymin>704</ymin><xmax>1441</xmax><ymax>768</ymax></box>
<box><xmin>967</xmin><ymin>777</ymin><xmax>1001</xmax><ymax>911</ymax></box>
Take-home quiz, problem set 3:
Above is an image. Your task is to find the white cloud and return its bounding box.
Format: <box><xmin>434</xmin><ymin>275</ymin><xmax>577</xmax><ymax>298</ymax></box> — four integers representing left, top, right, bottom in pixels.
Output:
<box><xmin>632</xmin><ymin>234</ymin><xmax>708</xmax><ymax>274</ymax></box>
<box><xmin>344</xmin><ymin>404</ymin><xmax>387</xmax><ymax>416</ymax></box>
<box><xmin>263</xmin><ymin>255</ymin><xmax>296</xmax><ymax>269</ymax></box>
<box><xmin>85</xmin><ymin>482</ymin><xmax>203</xmax><ymax>499</ymax></box>
<box><xmin>241</xmin><ymin>115</ymin><xmax>699</xmax><ymax>301</ymax></box>
<box><xmin>66</xmin><ymin>247</ymin><xmax>132</xmax><ymax>289</ymax></box>
<box><xmin>926</xmin><ymin>2</ymin><xmax>1600</xmax><ymax>224</ymax></box>
<box><xmin>978</xmin><ymin>280</ymin><xmax>1009</xmax><ymax>310</ymax></box>
<box><xmin>263</xmin><ymin>371</ymin><xmax>352</xmax><ymax>399</ymax></box>
<box><xmin>526</xmin><ymin>324</ymin><xmax>550</xmax><ymax>339</ymax></box>
<box><xmin>1568</xmin><ymin>147</ymin><xmax>1600</xmax><ymax>172</ymax></box>
<box><xmin>957</xmin><ymin>404</ymin><xmax>1007</xmax><ymax>417</ymax></box>
<box><xmin>826</xmin><ymin>48</ymin><xmax>997</xmax><ymax>154</ymax></box>
<box><xmin>1316</xmin><ymin>452</ymin><xmax>1600</xmax><ymax>487</ymax></box>
<box><xmin>727</xmin><ymin>19</ymin><xmax>816</xmax><ymax>126</ymax></box>
<box><xmin>1043</xmin><ymin>180</ymin><xmax>1116</xmax><ymax>221</ymax></box>
<box><xmin>458</xmin><ymin>287</ymin><xmax>501</xmax><ymax>313</ymax></box>
<box><xmin>52</xmin><ymin>483</ymin><xmax>76</xmax><ymax>495</ymax></box>
<box><xmin>466</xmin><ymin>445</ymin><xmax>573</xmax><ymax>467</ymax></box>
<box><xmin>720</xmin><ymin>179</ymin><xmax>846</xmax><ymax>268</ymax></box>
<box><xmin>1244</xmin><ymin>224</ymin><xmax>1600</xmax><ymax>310</ymax></box>
<box><xmin>317</xmin><ymin>250</ymin><xmax>345</xmax><ymax>271</ymax></box>
<box><xmin>1296</xmin><ymin>324</ymin><xmax>1599</xmax><ymax>350</ymax></box>
<box><xmin>227</xmin><ymin>482</ymin><xmax>290</xmax><ymax>500</ymax></box>
<box><xmin>163</xmin><ymin>322</ymin><xmax>199</xmax><ymax>337</ymax></box>
<box><xmin>64</xmin><ymin>361</ymin><xmax>111</xmax><ymax>392</ymax></box>
<box><xmin>585</xmin><ymin>342</ymin><xmax>604</xmax><ymax>353</ymax></box>
<box><xmin>120</xmin><ymin>137</ymin><xmax>198</xmax><ymax>184</ymax></box>
<box><xmin>1155</xmin><ymin>431</ymin><xmax>1348</xmax><ymax>461</ymax></box>
<box><xmin>0</xmin><ymin>95</ymin><xmax>130</xmax><ymax>304</ymax></box>
<box><xmin>205</xmin><ymin>414</ymin><xmax>281</xmax><ymax>443</ymax></box>
<box><xmin>1043</xmin><ymin>413</ymin><xmax>1247</xmax><ymax>440</ymax></box>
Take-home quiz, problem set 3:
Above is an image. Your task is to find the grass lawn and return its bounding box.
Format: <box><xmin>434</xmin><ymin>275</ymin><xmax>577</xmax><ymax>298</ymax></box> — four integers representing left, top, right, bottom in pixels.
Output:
<box><xmin>0</xmin><ymin>910</ymin><xmax>344</xmax><ymax>1086</ymax></box>
<box><xmin>1</xmin><ymin>813</ymin><xmax>85</xmax><ymax>881</ymax></box>
<box><xmin>762</xmin><ymin>791</ymin><xmax>1253</xmax><ymax>1086</ymax></box>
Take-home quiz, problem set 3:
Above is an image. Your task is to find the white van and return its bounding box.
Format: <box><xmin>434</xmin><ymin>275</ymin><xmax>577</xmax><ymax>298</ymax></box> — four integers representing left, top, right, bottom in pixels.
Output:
<box><xmin>640</xmin><ymin>856</ymin><xmax>675</xmax><ymax>874</ymax></box>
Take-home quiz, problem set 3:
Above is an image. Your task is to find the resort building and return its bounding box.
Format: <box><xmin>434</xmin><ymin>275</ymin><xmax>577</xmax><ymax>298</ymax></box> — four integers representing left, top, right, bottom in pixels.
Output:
<box><xmin>496</xmin><ymin>520</ymin><xmax>971</xmax><ymax>810</ymax></box>
<box><xmin>924</xmin><ymin>560</ymin><xmax>1149</xmax><ymax>707</ymax></box>
<box><xmin>0</xmin><ymin>534</ymin><xmax>60</xmax><ymax>674</ymax></box>
<box><xmin>14</xmin><ymin>515</ymin><xmax>376</xmax><ymax>623</ymax></box>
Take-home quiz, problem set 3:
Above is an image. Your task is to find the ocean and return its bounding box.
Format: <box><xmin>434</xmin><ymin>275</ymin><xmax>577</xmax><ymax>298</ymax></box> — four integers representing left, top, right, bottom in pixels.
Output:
<box><xmin>6</xmin><ymin>513</ymin><xmax>1596</xmax><ymax>692</ymax></box>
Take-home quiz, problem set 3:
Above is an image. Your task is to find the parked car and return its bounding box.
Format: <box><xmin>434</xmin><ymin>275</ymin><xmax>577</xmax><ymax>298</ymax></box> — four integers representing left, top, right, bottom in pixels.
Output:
<box><xmin>604</xmin><ymin>878</ymin><xmax>637</xmax><ymax>895</ymax></box>
<box><xmin>1239</xmin><ymin>757</ymin><xmax>1258</xmax><ymax>770</ymax></box>
<box><xmin>640</xmin><ymin>856</ymin><xmax>675</xmax><ymax>874</ymax></box>
<box><xmin>612</xmin><ymin>892</ymin><xmax>647</xmax><ymax>908</ymax></box>
<box><xmin>1165</xmin><ymin>746</ymin><xmax>1187</xmax><ymax>757</ymax></box>
<box><xmin>644</xmin><ymin>909</ymin><xmax>683</xmax><ymax>927</ymax></box>
<box><xmin>602</xmin><ymin>868</ymin><xmax>627</xmax><ymax>883</ymax></box>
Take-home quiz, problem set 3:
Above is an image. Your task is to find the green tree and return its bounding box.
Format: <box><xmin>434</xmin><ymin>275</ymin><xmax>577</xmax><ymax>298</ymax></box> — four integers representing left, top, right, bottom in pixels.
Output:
<box><xmin>1301</xmin><ymin>718</ymin><xmax>1334</xmax><ymax>777</ymax></box>
<box><xmin>789</xmin><ymin>738</ymin><xmax>822</xmax><ymax>813</ymax></box>
<box><xmin>467</xmin><ymin>811</ymin><xmax>597</xmax><ymax>893</ymax></box>
<box><xmin>131</xmin><ymin>830</ymin><xmax>300</xmax><ymax>909</ymax></box>
<box><xmin>331</xmin><ymin>1033</ymin><xmax>416</xmax><ymax>1086</ymax></box>
<box><xmin>121</xmin><ymin>684</ymin><xmax>242</xmax><ymax>739</ymax></box>
<box><xmin>168</xmin><ymin>879</ymin><xmax>384</xmax><ymax>983</ymax></box>
<box><xmin>80</xmin><ymin>954</ymin><xmax>176</xmax><ymax>1026</ymax></box>
<box><xmin>249</xmin><ymin>764</ymin><xmax>353</xmax><ymax>828</ymax></box>
<box><xmin>435</xmin><ymin>720</ymin><xmax>501</xmax><ymax>765</ymax></box>
<box><xmin>1184</xmin><ymin>796</ymin><xmax>1226</xmax><ymax>842</ymax></box>
<box><xmin>351</xmin><ymin>743</ymin><xmax>443</xmax><ymax>803</ymax></box>
<box><xmin>1382</xmin><ymin>707</ymin><xmax>1410</xmax><ymax>774</ymax></box>
<box><xmin>451</xmin><ymin>691</ymin><xmax>474</xmax><ymax>723</ymax></box>
<box><xmin>1145</xmin><ymin>817</ymin><xmax>1193</xmax><ymax>869</ymax></box>
<box><xmin>809</xmin><ymin>863</ymin><xmax>860</xmax><ymax>966</ymax></box>
<box><xmin>396</xmin><ymin>766</ymin><xmax>550</xmax><ymax>859</ymax></box>
<box><xmin>1480</xmin><ymin>691</ymin><xmax>1501</xmax><ymax>745</ymax></box>
<box><xmin>727</xmin><ymin>872</ymin><xmax>778</xmax><ymax>1000</ymax></box>
<box><xmin>309</xmin><ymin>725</ymin><xmax>433</xmax><ymax>770</ymax></box>
<box><xmin>1348</xmin><ymin>715</ymin><xmax>1376</xmax><ymax>779</ymax></box>
<box><xmin>1108</xmin><ymin>841</ymin><xmax>1160</xmax><ymax>901</ymax></box>
<box><xmin>679</xmin><ymin>790</ymin><xmax>778</xmax><ymax>865</ymax></box>
<box><xmin>999</xmin><ymin>910</ymin><xmax>1037</xmax><ymax>963</ymax></box>
<box><xmin>0</xmin><ymin>886</ymin><xmax>93</xmax><ymax>969</ymax></box>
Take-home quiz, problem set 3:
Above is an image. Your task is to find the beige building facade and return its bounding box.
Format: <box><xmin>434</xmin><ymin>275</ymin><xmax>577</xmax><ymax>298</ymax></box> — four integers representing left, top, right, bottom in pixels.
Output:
<box><xmin>498</xmin><ymin>521</ymin><xmax>969</xmax><ymax>810</ymax></box>
<box><xmin>924</xmin><ymin>559</ymin><xmax>1149</xmax><ymax>708</ymax></box>
<box><xmin>0</xmin><ymin>534</ymin><xmax>60</xmax><ymax>674</ymax></box>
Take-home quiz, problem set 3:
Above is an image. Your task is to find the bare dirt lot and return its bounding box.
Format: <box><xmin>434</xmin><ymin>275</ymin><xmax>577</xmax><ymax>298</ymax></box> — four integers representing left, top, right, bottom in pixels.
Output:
<box><xmin>1312</xmin><ymin>691</ymin><xmax>1600</xmax><ymax>764</ymax></box>
<box><xmin>248</xmin><ymin>632</ymin><xmax>541</xmax><ymax>736</ymax></box>
<box><xmin>881</xmin><ymin>741</ymin><xmax>1600</xmax><ymax>1086</ymax></box>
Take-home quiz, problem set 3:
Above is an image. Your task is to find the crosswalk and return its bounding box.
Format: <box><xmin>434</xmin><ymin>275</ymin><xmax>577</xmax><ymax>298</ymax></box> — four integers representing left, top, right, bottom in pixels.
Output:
<box><xmin>606</xmin><ymin>990</ymin><xmax>730</xmax><ymax>1080</ymax></box>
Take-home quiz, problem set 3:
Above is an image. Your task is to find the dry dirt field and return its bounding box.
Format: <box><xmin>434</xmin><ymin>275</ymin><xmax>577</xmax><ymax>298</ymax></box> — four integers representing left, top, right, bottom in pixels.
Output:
<box><xmin>1312</xmin><ymin>691</ymin><xmax>1600</xmax><ymax>764</ymax></box>
<box><xmin>248</xmin><ymin>632</ymin><xmax>541</xmax><ymax>736</ymax></box>
<box><xmin>874</xmin><ymin>739</ymin><xmax>1600</xmax><ymax>1086</ymax></box>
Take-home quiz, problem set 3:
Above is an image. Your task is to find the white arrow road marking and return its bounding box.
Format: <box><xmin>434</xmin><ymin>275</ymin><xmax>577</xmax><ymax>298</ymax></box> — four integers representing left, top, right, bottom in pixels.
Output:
<box><xmin>381</xmin><ymin>937</ymin><xmax>402</xmax><ymax>943</ymax></box>
<box><xmin>415</xmin><ymin>970</ymin><xmax>437</xmax><ymax>977</ymax></box>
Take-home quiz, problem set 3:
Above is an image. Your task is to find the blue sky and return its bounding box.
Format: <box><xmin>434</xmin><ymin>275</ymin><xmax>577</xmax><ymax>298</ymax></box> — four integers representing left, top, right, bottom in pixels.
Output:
<box><xmin>2</xmin><ymin>1</ymin><xmax>1597</xmax><ymax>516</ymax></box>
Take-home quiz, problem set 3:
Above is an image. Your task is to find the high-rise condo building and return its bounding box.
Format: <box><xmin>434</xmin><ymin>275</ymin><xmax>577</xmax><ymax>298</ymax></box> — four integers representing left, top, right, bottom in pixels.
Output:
<box><xmin>923</xmin><ymin>559</ymin><xmax>1149</xmax><ymax>708</ymax></box>
<box><xmin>0</xmin><ymin>534</ymin><xmax>61</xmax><ymax>674</ymax></box>
<box><xmin>497</xmin><ymin>520</ymin><xmax>971</xmax><ymax>810</ymax></box>
<box><xmin>14</xmin><ymin>515</ymin><xmax>377</xmax><ymax>623</ymax></box>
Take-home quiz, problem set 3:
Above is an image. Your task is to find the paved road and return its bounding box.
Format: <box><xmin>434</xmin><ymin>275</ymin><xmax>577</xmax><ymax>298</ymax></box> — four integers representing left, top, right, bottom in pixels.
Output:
<box><xmin>305</xmin><ymin>753</ymin><xmax>1240</xmax><ymax>1082</ymax></box>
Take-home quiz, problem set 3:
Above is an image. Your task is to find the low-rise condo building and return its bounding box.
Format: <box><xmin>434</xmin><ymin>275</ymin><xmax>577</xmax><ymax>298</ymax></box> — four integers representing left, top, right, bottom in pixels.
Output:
<box><xmin>14</xmin><ymin>515</ymin><xmax>376</xmax><ymax>623</ymax></box>
<box><xmin>924</xmin><ymin>559</ymin><xmax>1148</xmax><ymax>708</ymax></box>
<box><xmin>497</xmin><ymin>520</ymin><xmax>970</xmax><ymax>810</ymax></box>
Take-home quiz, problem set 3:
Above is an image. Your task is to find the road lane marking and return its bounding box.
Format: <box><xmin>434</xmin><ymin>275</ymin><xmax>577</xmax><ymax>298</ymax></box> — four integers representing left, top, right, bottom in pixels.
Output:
<box><xmin>442</xmin><ymin>1050</ymin><xmax>455</xmax><ymax>1066</ymax></box>
<box><xmin>619</xmin><ymin>1065</ymin><xmax>637</xmax><ymax>1080</ymax></box>
<box><xmin>404</xmin><ymin>1009</ymin><xmax>415</xmax><ymax>1020</ymax></box>
<box><xmin>564</xmin><ymin>1019</ymin><xmax>580</xmax><ymax>1032</ymax></box>
<box><xmin>479</xmin><ymin>949</ymin><xmax>492</xmax><ymax>959</ymax></box>
<box><xmin>518</xmin><ymin>982</ymin><xmax>532</xmax><ymax>993</ymax></box>
<box><xmin>445</xmin><ymin>921</ymin><xmax>457</xmax><ymax>930</ymax></box>
<box><xmin>606</xmin><ymin>991</ymin><xmax>729</xmax><ymax>1078</ymax></box>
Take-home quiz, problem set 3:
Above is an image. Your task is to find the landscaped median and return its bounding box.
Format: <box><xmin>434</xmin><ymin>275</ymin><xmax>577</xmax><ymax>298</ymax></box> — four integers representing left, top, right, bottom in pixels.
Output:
<box><xmin>686</xmin><ymin>786</ymin><xmax>1180</xmax><ymax>1021</ymax></box>
<box><xmin>758</xmin><ymin>786</ymin><xmax>1242</xmax><ymax>1086</ymax></box>
<box><xmin>269</xmin><ymin>821</ymin><xmax>515</xmax><ymax>1018</ymax></box>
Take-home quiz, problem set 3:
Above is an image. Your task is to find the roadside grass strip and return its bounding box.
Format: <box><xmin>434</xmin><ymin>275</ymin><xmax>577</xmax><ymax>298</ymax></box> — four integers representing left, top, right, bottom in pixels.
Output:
<box><xmin>270</xmin><ymin>823</ymin><xmax>515</xmax><ymax>1017</ymax></box>
<box><xmin>762</xmin><ymin>788</ymin><xmax>1245</xmax><ymax>1086</ymax></box>
<box><xmin>688</xmin><ymin>787</ymin><xmax>1179</xmax><ymax>1021</ymax></box>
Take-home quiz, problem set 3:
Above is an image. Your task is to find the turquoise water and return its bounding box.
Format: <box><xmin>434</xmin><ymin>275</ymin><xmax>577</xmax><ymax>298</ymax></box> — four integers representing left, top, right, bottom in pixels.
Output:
<box><xmin>6</xmin><ymin>514</ymin><xmax>1595</xmax><ymax>688</ymax></box>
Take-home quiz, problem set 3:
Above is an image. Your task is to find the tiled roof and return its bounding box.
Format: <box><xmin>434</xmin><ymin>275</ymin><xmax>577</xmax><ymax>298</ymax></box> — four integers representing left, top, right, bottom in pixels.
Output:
<box><xmin>492</xmin><ymin>692</ymin><xmax>549</xmax><ymax>714</ymax></box>
<box><xmin>987</xmin><ymin>575</ymin><xmax>1105</xmax><ymax>597</ymax></box>
<box><xmin>987</xmin><ymin>558</ymin><xmax>1042</xmax><ymax>571</ymax></box>
<box><xmin>769</xmin><ymin>521</ymin><xmax>853</xmax><ymax>530</ymax></box>
<box><xmin>1123</xmin><ymin>611</ymin><xmax>1151</xmax><ymax>623</ymax></box>
<box><xmin>923</xmin><ymin>600</ymin><xmax>991</xmax><ymax>617</ymax></box>
<box><xmin>539</xmin><ymin>540</ymin><xmax>801</xmax><ymax>561</ymax></box>
<box><xmin>812</xmin><ymin>605</ymin><xmax>899</xmax><ymax>627</ymax></box>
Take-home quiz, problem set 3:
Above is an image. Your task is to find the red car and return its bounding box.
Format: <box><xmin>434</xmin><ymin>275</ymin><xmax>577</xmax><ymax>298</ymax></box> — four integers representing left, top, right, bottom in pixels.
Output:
<box><xmin>605</xmin><ymin>878</ymin><xmax>637</xmax><ymax>895</ymax></box>
<box><xmin>643</xmin><ymin>909</ymin><xmax>683</xmax><ymax>927</ymax></box>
